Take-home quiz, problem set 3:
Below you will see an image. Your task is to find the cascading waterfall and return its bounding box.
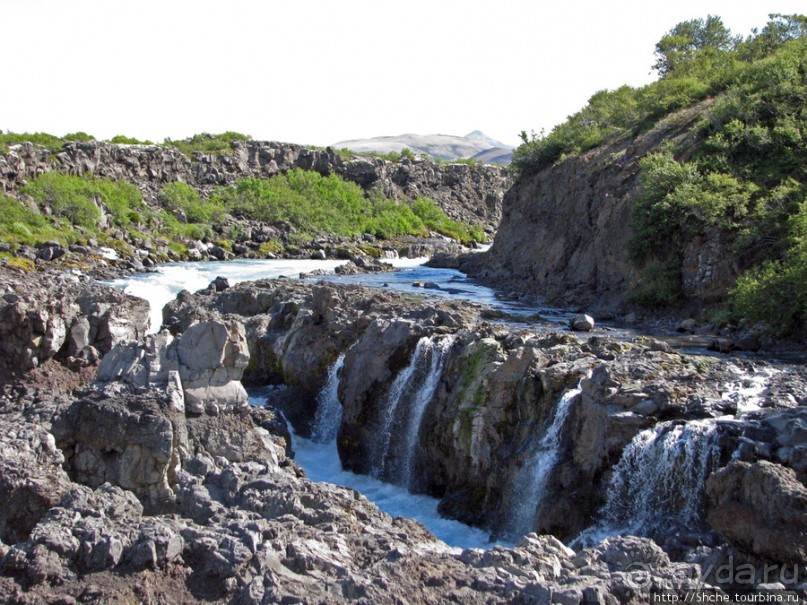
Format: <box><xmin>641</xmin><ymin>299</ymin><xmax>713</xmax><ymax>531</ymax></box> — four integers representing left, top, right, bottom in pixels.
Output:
<box><xmin>504</xmin><ymin>377</ymin><xmax>586</xmax><ymax>539</ymax></box>
<box><xmin>310</xmin><ymin>352</ymin><xmax>347</xmax><ymax>443</ymax></box>
<box><xmin>575</xmin><ymin>420</ymin><xmax>720</xmax><ymax>545</ymax></box>
<box><xmin>372</xmin><ymin>334</ymin><xmax>453</xmax><ymax>486</ymax></box>
<box><xmin>398</xmin><ymin>334</ymin><xmax>455</xmax><ymax>489</ymax></box>
<box><xmin>371</xmin><ymin>338</ymin><xmax>428</xmax><ymax>478</ymax></box>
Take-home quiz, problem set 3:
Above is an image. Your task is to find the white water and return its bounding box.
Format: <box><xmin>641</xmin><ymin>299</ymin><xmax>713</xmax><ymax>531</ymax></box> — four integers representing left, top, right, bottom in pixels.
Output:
<box><xmin>310</xmin><ymin>352</ymin><xmax>347</xmax><ymax>443</ymax></box>
<box><xmin>108</xmin><ymin>256</ymin><xmax>564</xmax><ymax>335</ymax></box>
<box><xmin>372</xmin><ymin>338</ymin><xmax>428</xmax><ymax>479</ymax></box>
<box><xmin>575</xmin><ymin>420</ymin><xmax>720</xmax><ymax>546</ymax></box>
<box><xmin>108</xmin><ymin>259</ymin><xmax>347</xmax><ymax>333</ymax></box>
<box><xmin>371</xmin><ymin>334</ymin><xmax>455</xmax><ymax>486</ymax></box>
<box><xmin>721</xmin><ymin>363</ymin><xmax>779</xmax><ymax>415</ymax></box>
<box><xmin>248</xmin><ymin>387</ymin><xmax>496</xmax><ymax>550</ymax></box>
<box><xmin>505</xmin><ymin>378</ymin><xmax>585</xmax><ymax>539</ymax></box>
<box><xmin>398</xmin><ymin>335</ymin><xmax>455</xmax><ymax>489</ymax></box>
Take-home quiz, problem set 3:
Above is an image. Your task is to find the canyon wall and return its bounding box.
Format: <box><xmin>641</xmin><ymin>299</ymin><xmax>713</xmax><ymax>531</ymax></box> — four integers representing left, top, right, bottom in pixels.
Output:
<box><xmin>0</xmin><ymin>140</ymin><xmax>509</xmax><ymax>231</ymax></box>
<box><xmin>464</xmin><ymin>100</ymin><xmax>740</xmax><ymax>314</ymax></box>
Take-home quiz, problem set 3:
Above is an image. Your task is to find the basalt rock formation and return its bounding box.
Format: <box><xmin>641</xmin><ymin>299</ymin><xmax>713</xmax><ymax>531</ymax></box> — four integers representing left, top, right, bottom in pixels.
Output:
<box><xmin>0</xmin><ymin>268</ymin><xmax>727</xmax><ymax>603</ymax></box>
<box><xmin>462</xmin><ymin>100</ymin><xmax>741</xmax><ymax>315</ymax></box>
<box><xmin>0</xmin><ymin>140</ymin><xmax>509</xmax><ymax>231</ymax></box>
<box><xmin>161</xmin><ymin>276</ymin><xmax>807</xmax><ymax>568</ymax></box>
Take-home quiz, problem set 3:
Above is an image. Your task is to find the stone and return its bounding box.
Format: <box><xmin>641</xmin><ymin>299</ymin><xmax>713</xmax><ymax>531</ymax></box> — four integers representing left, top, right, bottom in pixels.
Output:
<box><xmin>707</xmin><ymin>460</ymin><xmax>807</xmax><ymax>564</ymax></box>
<box><xmin>570</xmin><ymin>314</ymin><xmax>595</xmax><ymax>331</ymax></box>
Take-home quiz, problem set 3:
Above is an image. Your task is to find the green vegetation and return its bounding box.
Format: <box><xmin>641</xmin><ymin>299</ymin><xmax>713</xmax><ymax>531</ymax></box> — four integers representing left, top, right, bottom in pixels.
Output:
<box><xmin>164</xmin><ymin>132</ymin><xmax>252</xmax><ymax>157</ymax></box>
<box><xmin>0</xmin><ymin>196</ymin><xmax>71</xmax><ymax>247</ymax></box>
<box><xmin>512</xmin><ymin>13</ymin><xmax>806</xmax><ymax>334</ymax></box>
<box><xmin>214</xmin><ymin>169</ymin><xmax>485</xmax><ymax>245</ymax></box>
<box><xmin>0</xmin><ymin>131</ymin><xmax>95</xmax><ymax>153</ymax></box>
<box><xmin>159</xmin><ymin>181</ymin><xmax>224</xmax><ymax>225</ymax></box>
<box><xmin>368</xmin><ymin>148</ymin><xmax>417</xmax><ymax>162</ymax></box>
<box><xmin>21</xmin><ymin>173</ymin><xmax>144</xmax><ymax>230</ymax></box>
<box><xmin>512</xmin><ymin>14</ymin><xmax>807</xmax><ymax>178</ymax></box>
<box><xmin>109</xmin><ymin>135</ymin><xmax>153</xmax><ymax>145</ymax></box>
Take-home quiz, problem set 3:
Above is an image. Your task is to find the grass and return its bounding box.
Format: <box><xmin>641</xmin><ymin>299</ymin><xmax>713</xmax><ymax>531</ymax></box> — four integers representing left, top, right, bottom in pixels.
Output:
<box><xmin>164</xmin><ymin>132</ymin><xmax>252</xmax><ymax>157</ymax></box>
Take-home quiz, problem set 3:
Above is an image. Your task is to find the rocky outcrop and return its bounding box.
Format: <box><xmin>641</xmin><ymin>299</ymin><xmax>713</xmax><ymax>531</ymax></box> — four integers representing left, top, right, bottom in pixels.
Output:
<box><xmin>159</xmin><ymin>277</ymin><xmax>807</xmax><ymax>555</ymax></box>
<box><xmin>706</xmin><ymin>460</ymin><xmax>807</xmax><ymax>564</ymax></box>
<box><xmin>0</xmin><ymin>140</ymin><xmax>509</xmax><ymax>230</ymax></box>
<box><xmin>1</xmin><ymin>276</ymin><xmax>720</xmax><ymax>603</ymax></box>
<box><xmin>2</xmin><ymin>268</ymin><xmax>806</xmax><ymax>600</ymax></box>
<box><xmin>0</xmin><ymin>269</ymin><xmax>149</xmax><ymax>372</ymax></box>
<box><xmin>463</xmin><ymin>100</ymin><xmax>739</xmax><ymax>313</ymax></box>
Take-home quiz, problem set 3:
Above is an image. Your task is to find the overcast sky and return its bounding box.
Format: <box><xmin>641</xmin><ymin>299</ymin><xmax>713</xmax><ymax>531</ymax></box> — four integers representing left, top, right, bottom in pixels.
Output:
<box><xmin>2</xmin><ymin>0</ymin><xmax>804</xmax><ymax>147</ymax></box>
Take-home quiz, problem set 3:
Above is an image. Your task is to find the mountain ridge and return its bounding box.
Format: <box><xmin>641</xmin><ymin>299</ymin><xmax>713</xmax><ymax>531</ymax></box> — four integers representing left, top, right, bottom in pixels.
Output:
<box><xmin>333</xmin><ymin>131</ymin><xmax>513</xmax><ymax>164</ymax></box>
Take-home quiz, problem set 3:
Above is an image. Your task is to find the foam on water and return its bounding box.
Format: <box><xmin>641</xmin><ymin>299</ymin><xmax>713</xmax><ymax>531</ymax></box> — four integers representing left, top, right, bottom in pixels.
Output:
<box><xmin>248</xmin><ymin>390</ymin><xmax>496</xmax><ymax>550</ymax></box>
<box><xmin>108</xmin><ymin>259</ymin><xmax>348</xmax><ymax>333</ymax></box>
<box><xmin>505</xmin><ymin>376</ymin><xmax>586</xmax><ymax>539</ymax></box>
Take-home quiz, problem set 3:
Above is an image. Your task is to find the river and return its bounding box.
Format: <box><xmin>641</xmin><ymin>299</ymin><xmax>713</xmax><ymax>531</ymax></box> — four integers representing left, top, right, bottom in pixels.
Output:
<box><xmin>109</xmin><ymin>256</ymin><xmax>537</xmax><ymax>549</ymax></box>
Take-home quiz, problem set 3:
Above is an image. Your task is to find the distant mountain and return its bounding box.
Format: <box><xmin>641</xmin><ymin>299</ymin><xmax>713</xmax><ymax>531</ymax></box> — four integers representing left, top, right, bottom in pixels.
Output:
<box><xmin>471</xmin><ymin>147</ymin><xmax>513</xmax><ymax>165</ymax></box>
<box><xmin>333</xmin><ymin>131</ymin><xmax>513</xmax><ymax>164</ymax></box>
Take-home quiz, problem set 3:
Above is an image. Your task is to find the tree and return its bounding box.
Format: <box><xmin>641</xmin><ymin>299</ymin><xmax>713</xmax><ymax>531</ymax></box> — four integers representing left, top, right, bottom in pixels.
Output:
<box><xmin>652</xmin><ymin>15</ymin><xmax>737</xmax><ymax>76</ymax></box>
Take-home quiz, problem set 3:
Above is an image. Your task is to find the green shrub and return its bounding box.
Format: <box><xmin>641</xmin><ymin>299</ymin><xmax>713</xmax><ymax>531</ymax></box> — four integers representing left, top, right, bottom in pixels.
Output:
<box><xmin>511</xmin><ymin>15</ymin><xmax>806</xmax><ymax>179</ymax></box>
<box><xmin>628</xmin><ymin>259</ymin><xmax>684</xmax><ymax>306</ymax></box>
<box><xmin>21</xmin><ymin>173</ymin><xmax>145</xmax><ymax>230</ymax></box>
<box><xmin>158</xmin><ymin>181</ymin><xmax>224</xmax><ymax>225</ymax></box>
<box><xmin>165</xmin><ymin>132</ymin><xmax>252</xmax><ymax>157</ymax></box>
<box><xmin>411</xmin><ymin>196</ymin><xmax>486</xmax><ymax>245</ymax></box>
<box><xmin>0</xmin><ymin>196</ymin><xmax>66</xmax><ymax>246</ymax></box>
<box><xmin>109</xmin><ymin>134</ymin><xmax>153</xmax><ymax>145</ymax></box>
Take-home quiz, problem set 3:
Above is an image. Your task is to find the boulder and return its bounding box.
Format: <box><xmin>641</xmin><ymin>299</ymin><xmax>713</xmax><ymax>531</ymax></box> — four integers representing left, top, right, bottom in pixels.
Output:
<box><xmin>706</xmin><ymin>460</ymin><xmax>807</xmax><ymax>564</ymax></box>
<box><xmin>570</xmin><ymin>314</ymin><xmax>595</xmax><ymax>332</ymax></box>
<box><xmin>52</xmin><ymin>393</ymin><xmax>185</xmax><ymax>510</ymax></box>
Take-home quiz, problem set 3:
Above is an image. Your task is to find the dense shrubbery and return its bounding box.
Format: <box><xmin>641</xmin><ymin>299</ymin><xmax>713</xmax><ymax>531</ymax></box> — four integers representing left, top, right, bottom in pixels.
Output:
<box><xmin>626</xmin><ymin>25</ymin><xmax>805</xmax><ymax>331</ymax></box>
<box><xmin>215</xmin><ymin>169</ymin><xmax>485</xmax><ymax>244</ymax></box>
<box><xmin>512</xmin><ymin>13</ymin><xmax>806</xmax><ymax>333</ymax></box>
<box><xmin>21</xmin><ymin>173</ymin><xmax>145</xmax><ymax>230</ymax></box>
<box><xmin>109</xmin><ymin>134</ymin><xmax>153</xmax><ymax>145</ymax></box>
<box><xmin>511</xmin><ymin>15</ymin><xmax>806</xmax><ymax>179</ymax></box>
<box><xmin>164</xmin><ymin>132</ymin><xmax>252</xmax><ymax>157</ymax></box>
<box><xmin>0</xmin><ymin>131</ymin><xmax>96</xmax><ymax>153</ymax></box>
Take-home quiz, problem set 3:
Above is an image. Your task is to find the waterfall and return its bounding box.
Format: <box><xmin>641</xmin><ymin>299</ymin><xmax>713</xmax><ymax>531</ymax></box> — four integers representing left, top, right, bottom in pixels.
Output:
<box><xmin>372</xmin><ymin>334</ymin><xmax>453</xmax><ymax>485</ymax></box>
<box><xmin>371</xmin><ymin>337</ymin><xmax>429</xmax><ymax>478</ymax></box>
<box><xmin>310</xmin><ymin>352</ymin><xmax>347</xmax><ymax>443</ymax></box>
<box><xmin>504</xmin><ymin>377</ymin><xmax>585</xmax><ymax>539</ymax></box>
<box><xmin>398</xmin><ymin>335</ymin><xmax>455</xmax><ymax>489</ymax></box>
<box><xmin>575</xmin><ymin>420</ymin><xmax>720</xmax><ymax>545</ymax></box>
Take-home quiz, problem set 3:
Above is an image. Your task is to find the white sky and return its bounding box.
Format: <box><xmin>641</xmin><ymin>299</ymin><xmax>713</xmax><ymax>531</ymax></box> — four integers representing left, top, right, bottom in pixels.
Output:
<box><xmin>2</xmin><ymin>0</ymin><xmax>804</xmax><ymax>148</ymax></box>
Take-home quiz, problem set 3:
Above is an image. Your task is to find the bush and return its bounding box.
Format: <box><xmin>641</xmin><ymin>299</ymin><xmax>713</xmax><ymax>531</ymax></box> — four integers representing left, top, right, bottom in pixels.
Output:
<box><xmin>0</xmin><ymin>196</ymin><xmax>67</xmax><ymax>246</ymax></box>
<box><xmin>159</xmin><ymin>181</ymin><xmax>224</xmax><ymax>225</ymax></box>
<box><xmin>109</xmin><ymin>134</ymin><xmax>153</xmax><ymax>145</ymax></box>
<box><xmin>510</xmin><ymin>15</ymin><xmax>806</xmax><ymax>179</ymax></box>
<box><xmin>165</xmin><ymin>132</ymin><xmax>252</xmax><ymax>157</ymax></box>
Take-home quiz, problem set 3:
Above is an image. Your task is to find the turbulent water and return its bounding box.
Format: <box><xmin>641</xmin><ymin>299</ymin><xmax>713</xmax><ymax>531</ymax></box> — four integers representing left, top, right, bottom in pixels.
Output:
<box><xmin>310</xmin><ymin>352</ymin><xmax>347</xmax><ymax>443</ymax></box>
<box><xmin>371</xmin><ymin>334</ymin><xmax>455</xmax><ymax>487</ymax></box>
<box><xmin>575</xmin><ymin>420</ymin><xmax>721</xmax><ymax>546</ymax></box>
<box><xmin>110</xmin><ymin>256</ymin><xmax>786</xmax><ymax>553</ymax></box>
<box><xmin>504</xmin><ymin>376</ymin><xmax>587</xmax><ymax>539</ymax></box>
<box><xmin>248</xmin><ymin>385</ymin><xmax>496</xmax><ymax>550</ymax></box>
<box><xmin>108</xmin><ymin>257</ymin><xmax>571</xmax><ymax>334</ymax></box>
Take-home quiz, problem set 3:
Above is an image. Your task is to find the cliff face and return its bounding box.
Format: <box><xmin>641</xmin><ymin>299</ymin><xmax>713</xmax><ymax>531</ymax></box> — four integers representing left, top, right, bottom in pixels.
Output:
<box><xmin>467</xmin><ymin>100</ymin><xmax>737</xmax><ymax>313</ymax></box>
<box><xmin>0</xmin><ymin>140</ymin><xmax>509</xmax><ymax>231</ymax></box>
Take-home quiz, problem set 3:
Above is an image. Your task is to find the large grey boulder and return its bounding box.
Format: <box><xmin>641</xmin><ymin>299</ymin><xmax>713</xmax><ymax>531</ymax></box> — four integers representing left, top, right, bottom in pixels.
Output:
<box><xmin>177</xmin><ymin>319</ymin><xmax>249</xmax><ymax>414</ymax></box>
<box><xmin>707</xmin><ymin>460</ymin><xmax>807</xmax><ymax>564</ymax></box>
<box><xmin>96</xmin><ymin>319</ymin><xmax>250</xmax><ymax>415</ymax></box>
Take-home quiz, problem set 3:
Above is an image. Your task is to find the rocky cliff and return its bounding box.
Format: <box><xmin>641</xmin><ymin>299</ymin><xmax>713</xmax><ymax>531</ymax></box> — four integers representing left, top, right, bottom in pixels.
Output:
<box><xmin>464</xmin><ymin>100</ymin><xmax>735</xmax><ymax>314</ymax></box>
<box><xmin>0</xmin><ymin>140</ymin><xmax>509</xmax><ymax>230</ymax></box>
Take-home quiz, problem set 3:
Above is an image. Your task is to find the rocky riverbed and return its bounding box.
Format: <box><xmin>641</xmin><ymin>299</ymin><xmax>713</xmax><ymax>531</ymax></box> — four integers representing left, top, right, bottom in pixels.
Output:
<box><xmin>0</xmin><ymin>267</ymin><xmax>805</xmax><ymax>603</ymax></box>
